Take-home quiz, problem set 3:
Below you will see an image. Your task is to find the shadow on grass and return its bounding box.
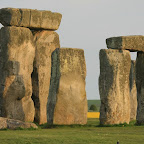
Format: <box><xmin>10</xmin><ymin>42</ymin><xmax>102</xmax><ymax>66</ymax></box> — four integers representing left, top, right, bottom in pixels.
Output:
<box><xmin>0</xmin><ymin>127</ymin><xmax>38</xmax><ymax>131</ymax></box>
<box><xmin>39</xmin><ymin>120</ymin><xmax>139</xmax><ymax>129</ymax></box>
<box><xmin>97</xmin><ymin>120</ymin><xmax>138</xmax><ymax>127</ymax></box>
<box><xmin>40</xmin><ymin>123</ymin><xmax>95</xmax><ymax>129</ymax></box>
<box><xmin>1</xmin><ymin>119</ymin><xmax>143</xmax><ymax>130</ymax></box>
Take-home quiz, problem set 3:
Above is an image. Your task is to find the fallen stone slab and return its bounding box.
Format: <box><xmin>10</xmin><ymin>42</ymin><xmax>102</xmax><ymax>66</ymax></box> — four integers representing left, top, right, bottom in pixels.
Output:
<box><xmin>0</xmin><ymin>26</ymin><xmax>35</xmax><ymax>122</ymax></box>
<box><xmin>32</xmin><ymin>30</ymin><xmax>60</xmax><ymax>124</ymax></box>
<box><xmin>106</xmin><ymin>35</ymin><xmax>144</xmax><ymax>52</ymax></box>
<box><xmin>129</xmin><ymin>60</ymin><xmax>137</xmax><ymax>121</ymax></box>
<box><xmin>47</xmin><ymin>48</ymin><xmax>87</xmax><ymax>125</ymax></box>
<box><xmin>0</xmin><ymin>8</ymin><xmax>62</xmax><ymax>30</ymax></box>
<box><xmin>99</xmin><ymin>49</ymin><xmax>131</xmax><ymax>125</ymax></box>
<box><xmin>0</xmin><ymin>117</ymin><xmax>38</xmax><ymax>130</ymax></box>
<box><xmin>136</xmin><ymin>52</ymin><xmax>144</xmax><ymax>125</ymax></box>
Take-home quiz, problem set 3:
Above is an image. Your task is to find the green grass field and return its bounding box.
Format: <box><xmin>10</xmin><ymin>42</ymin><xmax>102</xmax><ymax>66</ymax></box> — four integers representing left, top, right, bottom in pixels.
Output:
<box><xmin>88</xmin><ymin>100</ymin><xmax>101</xmax><ymax>112</ymax></box>
<box><xmin>0</xmin><ymin>119</ymin><xmax>144</xmax><ymax>144</ymax></box>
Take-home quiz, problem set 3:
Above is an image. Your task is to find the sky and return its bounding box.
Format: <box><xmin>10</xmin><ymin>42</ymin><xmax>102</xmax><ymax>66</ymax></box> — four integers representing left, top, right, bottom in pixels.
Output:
<box><xmin>0</xmin><ymin>0</ymin><xmax>143</xmax><ymax>99</ymax></box>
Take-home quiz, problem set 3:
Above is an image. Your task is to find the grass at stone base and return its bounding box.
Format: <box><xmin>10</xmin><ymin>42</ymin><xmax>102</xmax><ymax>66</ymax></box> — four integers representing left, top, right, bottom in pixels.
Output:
<box><xmin>0</xmin><ymin>119</ymin><xmax>144</xmax><ymax>144</ymax></box>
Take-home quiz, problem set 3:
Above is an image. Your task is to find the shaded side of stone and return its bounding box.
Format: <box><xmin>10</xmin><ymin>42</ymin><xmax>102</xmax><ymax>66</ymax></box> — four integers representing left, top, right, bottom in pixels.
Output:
<box><xmin>136</xmin><ymin>52</ymin><xmax>144</xmax><ymax>124</ymax></box>
<box><xmin>129</xmin><ymin>60</ymin><xmax>137</xmax><ymax>121</ymax></box>
<box><xmin>0</xmin><ymin>26</ymin><xmax>35</xmax><ymax>122</ymax></box>
<box><xmin>106</xmin><ymin>36</ymin><xmax>144</xmax><ymax>52</ymax></box>
<box><xmin>47</xmin><ymin>48</ymin><xmax>60</xmax><ymax>124</ymax></box>
<box><xmin>106</xmin><ymin>36</ymin><xmax>122</xmax><ymax>49</ymax></box>
<box><xmin>99</xmin><ymin>49</ymin><xmax>131</xmax><ymax>125</ymax></box>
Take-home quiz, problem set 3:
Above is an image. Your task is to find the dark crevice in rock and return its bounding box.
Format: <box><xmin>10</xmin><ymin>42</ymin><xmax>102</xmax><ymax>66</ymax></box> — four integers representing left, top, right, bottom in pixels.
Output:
<box><xmin>18</xmin><ymin>9</ymin><xmax>23</xmax><ymax>26</ymax></box>
<box><xmin>31</xmin><ymin>65</ymin><xmax>40</xmax><ymax>123</ymax></box>
<box><xmin>30</xmin><ymin>27</ymin><xmax>55</xmax><ymax>31</ymax></box>
<box><xmin>29</xmin><ymin>9</ymin><xmax>32</xmax><ymax>28</ymax></box>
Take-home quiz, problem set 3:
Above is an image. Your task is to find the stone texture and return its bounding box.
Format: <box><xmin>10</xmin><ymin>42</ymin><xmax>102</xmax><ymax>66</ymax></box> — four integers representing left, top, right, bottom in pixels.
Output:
<box><xmin>31</xmin><ymin>31</ymin><xmax>60</xmax><ymax>124</ymax></box>
<box><xmin>106</xmin><ymin>35</ymin><xmax>144</xmax><ymax>52</ymax></box>
<box><xmin>99</xmin><ymin>49</ymin><xmax>131</xmax><ymax>125</ymax></box>
<box><xmin>136</xmin><ymin>52</ymin><xmax>144</xmax><ymax>124</ymax></box>
<box><xmin>0</xmin><ymin>26</ymin><xmax>35</xmax><ymax>122</ymax></box>
<box><xmin>0</xmin><ymin>117</ymin><xmax>38</xmax><ymax>129</ymax></box>
<box><xmin>129</xmin><ymin>60</ymin><xmax>137</xmax><ymax>121</ymax></box>
<box><xmin>0</xmin><ymin>8</ymin><xmax>62</xmax><ymax>30</ymax></box>
<box><xmin>47</xmin><ymin>48</ymin><xmax>87</xmax><ymax>125</ymax></box>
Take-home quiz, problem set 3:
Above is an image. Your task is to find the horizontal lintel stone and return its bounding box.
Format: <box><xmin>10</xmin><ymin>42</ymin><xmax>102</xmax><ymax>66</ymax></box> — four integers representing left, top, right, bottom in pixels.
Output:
<box><xmin>106</xmin><ymin>35</ymin><xmax>144</xmax><ymax>52</ymax></box>
<box><xmin>0</xmin><ymin>8</ymin><xmax>62</xmax><ymax>30</ymax></box>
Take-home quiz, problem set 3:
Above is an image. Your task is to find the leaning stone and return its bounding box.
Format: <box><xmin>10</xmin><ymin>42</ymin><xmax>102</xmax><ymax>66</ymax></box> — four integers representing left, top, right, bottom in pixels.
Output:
<box><xmin>0</xmin><ymin>26</ymin><xmax>35</xmax><ymax>122</ymax></box>
<box><xmin>129</xmin><ymin>60</ymin><xmax>137</xmax><ymax>121</ymax></box>
<box><xmin>106</xmin><ymin>35</ymin><xmax>144</xmax><ymax>52</ymax></box>
<box><xmin>31</xmin><ymin>31</ymin><xmax>60</xmax><ymax>124</ymax></box>
<box><xmin>47</xmin><ymin>48</ymin><xmax>87</xmax><ymax>125</ymax></box>
<box><xmin>0</xmin><ymin>117</ymin><xmax>38</xmax><ymax>129</ymax></box>
<box><xmin>99</xmin><ymin>49</ymin><xmax>131</xmax><ymax>125</ymax></box>
<box><xmin>136</xmin><ymin>52</ymin><xmax>144</xmax><ymax>124</ymax></box>
<box><xmin>0</xmin><ymin>8</ymin><xmax>62</xmax><ymax>30</ymax></box>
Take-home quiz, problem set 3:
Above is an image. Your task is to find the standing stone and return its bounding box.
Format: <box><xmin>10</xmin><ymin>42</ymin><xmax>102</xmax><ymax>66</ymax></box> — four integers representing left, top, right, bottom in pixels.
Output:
<box><xmin>99</xmin><ymin>49</ymin><xmax>131</xmax><ymax>125</ymax></box>
<box><xmin>106</xmin><ymin>35</ymin><xmax>144</xmax><ymax>52</ymax></box>
<box><xmin>0</xmin><ymin>8</ymin><xmax>62</xmax><ymax>30</ymax></box>
<box><xmin>0</xmin><ymin>26</ymin><xmax>35</xmax><ymax>122</ymax></box>
<box><xmin>129</xmin><ymin>60</ymin><xmax>137</xmax><ymax>121</ymax></box>
<box><xmin>32</xmin><ymin>31</ymin><xmax>60</xmax><ymax>124</ymax></box>
<box><xmin>136</xmin><ymin>52</ymin><xmax>144</xmax><ymax>124</ymax></box>
<box><xmin>47</xmin><ymin>48</ymin><xmax>87</xmax><ymax>125</ymax></box>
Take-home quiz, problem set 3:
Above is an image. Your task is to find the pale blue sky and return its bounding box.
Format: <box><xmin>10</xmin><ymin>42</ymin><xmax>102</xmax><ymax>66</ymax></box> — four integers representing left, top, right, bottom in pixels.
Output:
<box><xmin>0</xmin><ymin>0</ymin><xmax>143</xmax><ymax>99</ymax></box>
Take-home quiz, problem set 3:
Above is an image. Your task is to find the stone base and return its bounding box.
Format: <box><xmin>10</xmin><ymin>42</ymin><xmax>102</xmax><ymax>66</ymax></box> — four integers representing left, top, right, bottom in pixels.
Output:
<box><xmin>0</xmin><ymin>117</ymin><xmax>38</xmax><ymax>129</ymax></box>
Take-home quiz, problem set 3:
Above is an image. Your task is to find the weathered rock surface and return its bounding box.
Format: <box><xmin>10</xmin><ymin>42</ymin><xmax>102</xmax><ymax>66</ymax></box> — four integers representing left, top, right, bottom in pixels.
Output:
<box><xmin>106</xmin><ymin>35</ymin><xmax>144</xmax><ymax>52</ymax></box>
<box><xmin>136</xmin><ymin>52</ymin><xmax>144</xmax><ymax>124</ymax></box>
<box><xmin>32</xmin><ymin>31</ymin><xmax>60</xmax><ymax>124</ymax></box>
<box><xmin>0</xmin><ymin>117</ymin><xmax>38</xmax><ymax>129</ymax></box>
<box><xmin>0</xmin><ymin>8</ymin><xmax>62</xmax><ymax>30</ymax></box>
<box><xmin>47</xmin><ymin>48</ymin><xmax>87</xmax><ymax>125</ymax></box>
<box><xmin>0</xmin><ymin>26</ymin><xmax>35</xmax><ymax>122</ymax></box>
<box><xmin>99</xmin><ymin>49</ymin><xmax>131</xmax><ymax>125</ymax></box>
<box><xmin>129</xmin><ymin>60</ymin><xmax>137</xmax><ymax>121</ymax></box>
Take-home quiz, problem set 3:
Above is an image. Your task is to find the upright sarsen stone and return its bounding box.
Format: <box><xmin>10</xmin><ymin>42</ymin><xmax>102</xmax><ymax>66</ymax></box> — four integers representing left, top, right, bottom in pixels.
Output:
<box><xmin>0</xmin><ymin>26</ymin><xmax>35</xmax><ymax>122</ymax></box>
<box><xmin>129</xmin><ymin>60</ymin><xmax>137</xmax><ymax>121</ymax></box>
<box><xmin>136</xmin><ymin>52</ymin><xmax>144</xmax><ymax>124</ymax></box>
<box><xmin>47</xmin><ymin>48</ymin><xmax>87</xmax><ymax>125</ymax></box>
<box><xmin>32</xmin><ymin>31</ymin><xmax>60</xmax><ymax>124</ymax></box>
<box><xmin>99</xmin><ymin>49</ymin><xmax>131</xmax><ymax>125</ymax></box>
